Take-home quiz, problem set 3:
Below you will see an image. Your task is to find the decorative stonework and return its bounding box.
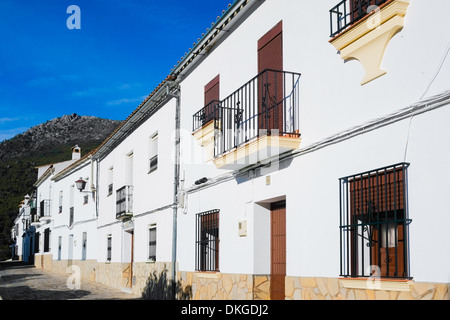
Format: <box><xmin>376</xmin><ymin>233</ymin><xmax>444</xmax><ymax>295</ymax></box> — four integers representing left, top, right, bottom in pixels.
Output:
<box><xmin>31</xmin><ymin>258</ymin><xmax>450</xmax><ymax>300</ymax></box>
<box><xmin>330</xmin><ymin>0</ymin><xmax>410</xmax><ymax>85</ymax></box>
<box><xmin>285</xmin><ymin>276</ymin><xmax>449</xmax><ymax>300</ymax></box>
<box><xmin>178</xmin><ymin>272</ymin><xmax>265</xmax><ymax>300</ymax></box>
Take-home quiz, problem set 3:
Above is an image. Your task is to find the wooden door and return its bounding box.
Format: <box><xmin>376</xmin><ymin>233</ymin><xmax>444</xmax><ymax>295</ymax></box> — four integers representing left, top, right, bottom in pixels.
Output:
<box><xmin>372</xmin><ymin>223</ymin><xmax>405</xmax><ymax>277</ymax></box>
<box><xmin>121</xmin><ymin>230</ymin><xmax>134</xmax><ymax>288</ymax></box>
<box><xmin>271</xmin><ymin>201</ymin><xmax>286</xmax><ymax>300</ymax></box>
<box><xmin>258</xmin><ymin>21</ymin><xmax>284</xmax><ymax>135</ymax></box>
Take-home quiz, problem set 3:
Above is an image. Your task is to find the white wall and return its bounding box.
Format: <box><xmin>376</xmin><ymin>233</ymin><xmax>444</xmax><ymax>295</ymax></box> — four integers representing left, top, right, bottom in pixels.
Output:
<box><xmin>175</xmin><ymin>0</ymin><xmax>450</xmax><ymax>283</ymax></box>
<box><xmin>51</xmin><ymin>159</ymin><xmax>98</xmax><ymax>261</ymax></box>
<box><xmin>97</xmin><ymin>98</ymin><xmax>178</xmax><ymax>264</ymax></box>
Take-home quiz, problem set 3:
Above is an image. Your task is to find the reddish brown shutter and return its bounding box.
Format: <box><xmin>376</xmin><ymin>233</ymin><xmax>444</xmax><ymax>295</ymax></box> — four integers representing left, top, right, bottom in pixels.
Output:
<box><xmin>270</xmin><ymin>201</ymin><xmax>286</xmax><ymax>300</ymax></box>
<box><xmin>258</xmin><ymin>21</ymin><xmax>283</xmax><ymax>73</ymax></box>
<box><xmin>351</xmin><ymin>0</ymin><xmax>380</xmax><ymax>23</ymax></box>
<box><xmin>258</xmin><ymin>21</ymin><xmax>284</xmax><ymax>135</ymax></box>
<box><xmin>349</xmin><ymin>168</ymin><xmax>405</xmax><ymax>215</ymax></box>
<box><xmin>203</xmin><ymin>75</ymin><xmax>220</xmax><ymax>126</ymax></box>
<box><xmin>205</xmin><ymin>75</ymin><xmax>220</xmax><ymax>105</ymax></box>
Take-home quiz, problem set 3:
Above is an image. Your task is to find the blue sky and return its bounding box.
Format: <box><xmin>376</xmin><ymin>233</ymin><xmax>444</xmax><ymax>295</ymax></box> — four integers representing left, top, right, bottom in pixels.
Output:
<box><xmin>0</xmin><ymin>0</ymin><xmax>233</xmax><ymax>141</ymax></box>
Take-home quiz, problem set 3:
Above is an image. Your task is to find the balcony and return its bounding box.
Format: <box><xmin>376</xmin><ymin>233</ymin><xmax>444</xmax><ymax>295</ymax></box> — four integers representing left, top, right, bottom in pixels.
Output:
<box><xmin>330</xmin><ymin>0</ymin><xmax>390</xmax><ymax>38</ymax></box>
<box><xmin>116</xmin><ymin>185</ymin><xmax>133</xmax><ymax>220</ymax></box>
<box><xmin>30</xmin><ymin>207</ymin><xmax>40</xmax><ymax>227</ymax></box>
<box><xmin>329</xmin><ymin>0</ymin><xmax>410</xmax><ymax>85</ymax></box>
<box><xmin>192</xmin><ymin>69</ymin><xmax>302</xmax><ymax>170</ymax></box>
<box><xmin>38</xmin><ymin>199</ymin><xmax>51</xmax><ymax>222</ymax></box>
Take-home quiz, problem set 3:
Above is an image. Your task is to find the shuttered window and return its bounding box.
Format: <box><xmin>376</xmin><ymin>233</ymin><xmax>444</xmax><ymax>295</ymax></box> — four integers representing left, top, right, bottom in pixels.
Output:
<box><xmin>148</xmin><ymin>226</ymin><xmax>157</xmax><ymax>261</ymax></box>
<box><xmin>195</xmin><ymin>210</ymin><xmax>219</xmax><ymax>272</ymax></box>
<box><xmin>339</xmin><ymin>163</ymin><xmax>412</xmax><ymax>279</ymax></box>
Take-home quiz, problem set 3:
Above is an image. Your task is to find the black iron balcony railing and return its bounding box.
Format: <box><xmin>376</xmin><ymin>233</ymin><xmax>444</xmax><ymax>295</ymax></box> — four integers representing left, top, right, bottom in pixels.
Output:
<box><xmin>39</xmin><ymin>199</ymin><xmax>51</xmax><ymax>219</ymax></box>
<box><xmin>30</xmin><ymin>207</ymin><xmax>38</xmax><ymax>224</ymax></box>
<box><xmin>116</xmin><ymin>185</ymin><xmax>133</xmax><ymax>219</ymax></box>
<box><xmin>330</xmin><ymin>0</ymin><xmax>389</xmax><ymax>37</ymax></box>
<box><xmin>339</xmin><ymin>163</ymin><xmax>412</xmax><ymax>279</ymax></box>
<box><xmin>193</xmin><ymin>100</ymin><xmax>222</xmax><ymax>132</ymax></box>
<box><xmin>192</xmin><ymin>69</ymin><xmax>301</xmax><ymax>158</ymax></box>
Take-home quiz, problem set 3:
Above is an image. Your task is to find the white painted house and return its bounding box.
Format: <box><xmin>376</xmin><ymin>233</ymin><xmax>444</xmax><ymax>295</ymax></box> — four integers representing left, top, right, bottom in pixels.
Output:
<box><xmin>49</xmin><ymin>148</ymin><xmax>98</xmax><ymax>281</ymax></box>
<box><xmin>13</xmin><ymin>0</ymin><xmax>450</xmax><ymax>300</ymax></box>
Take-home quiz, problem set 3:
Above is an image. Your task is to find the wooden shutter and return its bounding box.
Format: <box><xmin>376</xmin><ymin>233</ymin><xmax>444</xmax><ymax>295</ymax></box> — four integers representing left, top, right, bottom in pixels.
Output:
<box><xmin>271</xmin><ymin>201</ymin><xmax>286</xmax><ymax>300</ymax></box>
<box><xmin>349</xmin><ymin>168</ymin><xmax>405</xmax><ymax>217</ymax></box>
<box><xmin>202</xmin><ymin>75</ymin><xmax>220</xmax><ymax>126</ymax></box>
<box><xmin>258</xmin><ymin>21</ymin><xmax>284</xmax><ymax>135</ymax></box>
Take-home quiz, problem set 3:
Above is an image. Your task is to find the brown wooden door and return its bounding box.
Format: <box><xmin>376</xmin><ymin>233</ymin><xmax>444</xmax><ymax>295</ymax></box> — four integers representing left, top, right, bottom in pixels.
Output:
<box><xmin>271</xmin><ymin>201</ymin><xmax>286</xmax><ymax>300</ymax></box>
<box><xmin>258</xmin><ymin>21</ymin><xmax>284</xmax><ymax>135</ymax></box>
<box><xmin>372</xmin><ymin>224</ymin><xmax>405</xmax><ymax>277</ymax></box>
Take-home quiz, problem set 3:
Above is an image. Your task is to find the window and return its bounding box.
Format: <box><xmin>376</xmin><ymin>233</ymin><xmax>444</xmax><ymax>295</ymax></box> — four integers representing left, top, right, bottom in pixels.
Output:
<box><xmin>82</xmin><ymin>232</ymin><xmax>87</xmax><ymax>261</ymax></box>
<box><xmin>69</xmin><ymin>207</ymin><xmax>74</xmax><ymax>227</ymax></box>
<box><xmin>59</xmin><ymin>191</ymin><xmax>63</xmax><ymax>214</ymax></box>
<box><xmin>83</xmin><ymin>195</ymin><xmax>89</xmax><ymax>205</ymax></box>
<box><xmin>34</xmin><ymin>232</ymin><xmax>40</xmax><ymax>253</ymax></box>
<box><xmin>44</xmin><ymin>228</ymin><xmax>51</xmax><ymax>252</ymax></box>
<box><xmin>108</xmin><ymin>167</ymin><xmax>114</xmax><ymax>196</ymax></box>
<box><xmin>69</xmin><ymin>185</ymin><xmax>74</xmax><ymax>226</ymax></box>
<box><xmin>148</xmin><ymin>225</ymin><xmax>157</xmax><ymax>262</ymax></box>
<box><xmin>58</xmin><ymin>236</ymin><xmax>62</xmax><ymax>260</ymax></box>
<box><xmin>339</xmin><ymin>163</ymin><xmax>411</xmax><ymax>279</ymax></box>
<box><xmin>107</xmin><ymin>235</ymin><xmax>112</xmax><ymax>262</ymax></box>
<box><xmin>195</xmin><ymin>210</ymin><xmax>220</xmax><ymax>272</ymax></box>
<box><xmin>149</xmin><ymin>133</ymin><xmax>158</xmax><ymax>173</ymax></box>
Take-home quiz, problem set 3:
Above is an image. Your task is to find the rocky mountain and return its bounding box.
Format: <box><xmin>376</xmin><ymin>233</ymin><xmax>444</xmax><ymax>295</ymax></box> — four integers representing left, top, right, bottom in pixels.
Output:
<box><xmin>0</xmin><ymin>114</ymin><xmax>122</xmax><ymax>260</ymax></box>
<box><xmin>0</xmin><ymin>113</ymin><xmax>121</xmax><ymax>161</ymax></box>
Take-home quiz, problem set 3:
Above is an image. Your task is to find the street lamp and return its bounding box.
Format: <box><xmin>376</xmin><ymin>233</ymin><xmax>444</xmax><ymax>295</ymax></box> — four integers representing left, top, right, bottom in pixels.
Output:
<box><xmin>75</xmin><ymin>178</ymin><xmax>87</xmax><ymax>192</ymax></box>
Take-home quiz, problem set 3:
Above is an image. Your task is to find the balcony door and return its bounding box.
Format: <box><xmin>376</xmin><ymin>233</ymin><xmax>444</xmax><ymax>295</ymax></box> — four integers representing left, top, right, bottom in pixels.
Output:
<box><xmin>258</xmin><ymin>20</ymin><xmax>283</xmax><ymax>135</ymax></box>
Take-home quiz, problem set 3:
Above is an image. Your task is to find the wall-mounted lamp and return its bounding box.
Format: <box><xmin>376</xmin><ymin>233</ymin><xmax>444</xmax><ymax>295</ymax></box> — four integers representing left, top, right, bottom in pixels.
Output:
<box><xmin>75</xmin><ymin>178</ymin><xmax>87</xmax><ymax>192</ymax></box>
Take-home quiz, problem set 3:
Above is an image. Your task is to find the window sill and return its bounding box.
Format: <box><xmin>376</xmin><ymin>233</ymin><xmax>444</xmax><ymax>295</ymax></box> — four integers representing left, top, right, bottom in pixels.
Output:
<box><xmin>195</xmin><ymin>272</ymin><xmax>221</xmax><ymax>279</ymax></box>
<box><xmin>339</xmin><ymin>277</ymin><xmax>413</xmax><ymax>292</ymax></box>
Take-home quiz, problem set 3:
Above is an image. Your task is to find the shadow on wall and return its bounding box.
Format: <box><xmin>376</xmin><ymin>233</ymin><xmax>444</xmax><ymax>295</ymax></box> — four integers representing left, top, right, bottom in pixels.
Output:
<box><xmin>142</xmin><ymin>268</ymin><xmax>192</xmax><ymax>300</ymax></box>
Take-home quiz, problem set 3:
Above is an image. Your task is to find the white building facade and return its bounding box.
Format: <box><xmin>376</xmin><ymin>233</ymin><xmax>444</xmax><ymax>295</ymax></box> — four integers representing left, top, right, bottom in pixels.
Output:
<box><xmin>13</xmin><ymin>0</ymin><xmax>450</xmax><ymax>300</ymax></box>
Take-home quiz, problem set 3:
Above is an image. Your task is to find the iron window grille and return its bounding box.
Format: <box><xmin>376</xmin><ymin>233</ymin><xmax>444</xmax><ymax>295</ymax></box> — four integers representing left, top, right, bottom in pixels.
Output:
<box><xmin>107</xmin><ymin>236</ymin><xmax>112</xmax><ymax>262</ymax></box>
<box><xmin>34</xmin><ymin>232</ymin><xmax>40</xmax><ymax>254</ymax></box>
<box><xmin>330</xmin><ymin>0</ymin><xmax>390</xmax><ymax>37</ymax></box>
<box><xmin>82</xmin><ymin>232</ymin><xmax>87</xmax><ymax>261</ymax></box>
<box><xmin>149</xmin><ymin>133</ymin><xmax>158</xmax><ymax>173</ymax></box>
<box><xmin>192</xmin><ymin>69</ymin><xmax>301</xmax><ymax>158</ymax></box>
<box><xmin>44</xmin><ymin>228</ymin><xmax>51</xmax><ymax>253</ymax></box>
<box><xmin>195</xmin><ymin>210</ymin><xmax>220</xmax><ymax>272</ymax></box>
<box><xmin>69</xmin><ymin>207</ymin><xmax>74</xmax><ymax>227</ymax></box>
<box><xmin>108</xmin><ymin>183</ymin><xmax>113</xmax><ymax>197</ymax></box>
<box><xmin>58</xmin><ymin>236</ymin><xmax>62</xmax><ymax>261</ymax></box>
<box><xmin>339</xmin><ymin>163</ymin><xmax>412</xmax><ymax>279</ymax></box>
<box><xmin>148</xmin><ymin>227</ymin><xmax>157</xmax><ymax>261</ymax></box>
<box><xmin>116</xmin><ymin>185</ymin><xmax>133</xmax><ymax>219</ymax></box>
<box><xmin>149</xmin><ymin>155</ymin><xmax>158</xmax><ymax>173</ymax></box>
<box><xmin>39</xmin><ymin>199</ymin><xmax>51</xmax><ymax>218</ymax></box>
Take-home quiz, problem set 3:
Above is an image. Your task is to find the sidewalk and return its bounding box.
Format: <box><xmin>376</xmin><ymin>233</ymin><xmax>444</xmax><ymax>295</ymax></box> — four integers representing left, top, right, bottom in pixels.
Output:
<box><xmin>0</xmin><ymin>261</ymin><xmax>141</xmax><ymax>300</ymax></box>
